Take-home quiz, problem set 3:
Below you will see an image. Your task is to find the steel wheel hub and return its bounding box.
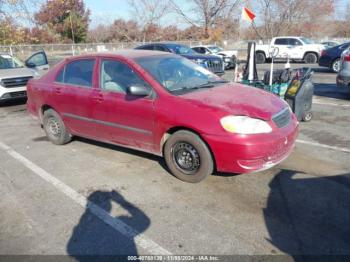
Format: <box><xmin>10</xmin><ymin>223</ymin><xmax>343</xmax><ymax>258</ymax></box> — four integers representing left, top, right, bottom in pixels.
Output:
<box><xmin>48</xmin><ymin>118</ymin><xmax>61</xmax><ymax>137</ymax></box>
<box><xmin>172</xmin><ymin>142</ymin><xmax>200</xmax><ymax>174</ymax></box>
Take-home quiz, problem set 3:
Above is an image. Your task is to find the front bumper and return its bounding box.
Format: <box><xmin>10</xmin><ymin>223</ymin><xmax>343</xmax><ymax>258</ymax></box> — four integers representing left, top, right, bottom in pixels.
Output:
<box><xmin>0</xmin><ymin>85</ymin><xmax>27</xmax><ymax>101</ymax></box>
<box><xmin>202</xmin><ymin>117</ymin><xmax>299</xmax><ymax>174</ymax></box>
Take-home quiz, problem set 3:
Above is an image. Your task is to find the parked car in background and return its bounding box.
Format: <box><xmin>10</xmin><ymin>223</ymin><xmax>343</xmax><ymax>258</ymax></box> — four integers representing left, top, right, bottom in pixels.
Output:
<box><xmin>135</xmin><ymin>43</ymin><xmax>225</xmax><ymax>76</ymax></box>
<box><xmin>321</xmin><ymin>41</ymin><xmax>339</xmax><ymax>49</ymax></box>
<box><xmin>191</xmin><ymin>45</ymin><xmax>237</xmax><ymax>69</ymax></box>
<box><xmin>319</xmin><ymin>42</ymin><xmax>350</xmax><ymax>73</ymax></box>
<box><xmin>255</xmin><ymin>37</ymin><xmax>324</xmax><ymax>64</ymax></box>
<box><xmin>27</xmin><ymin>50</ymin><xmax>298</xmax><ymax>183</ymax></box>
<box><xmin>336</xmin><ymin>47</ymin><xmax>350</xmax><ymax>88</ymax></box>
<box><xmin>0</xmin><ymin>51</ymin><xmax>49</xmax><ymax>102</ymax></box>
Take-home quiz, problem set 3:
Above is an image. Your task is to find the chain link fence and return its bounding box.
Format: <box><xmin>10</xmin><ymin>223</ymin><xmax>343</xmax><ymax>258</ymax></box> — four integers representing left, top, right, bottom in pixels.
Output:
<box><xmin>0</xmin><ymin>40</ymin><xmax>249</xmax><ymax>64</ymax></box>
<box><xmin>0</xmin><ymin>38</ymin><xmax>347</xmax><ymax>65</ymax></box>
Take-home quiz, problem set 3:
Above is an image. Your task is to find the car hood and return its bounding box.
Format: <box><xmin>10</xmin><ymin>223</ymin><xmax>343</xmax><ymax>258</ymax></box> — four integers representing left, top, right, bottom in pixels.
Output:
<box><xmin>307</xmin><ymin>44</ymin><xmax>325</xmax><ymax>52</ymax></box>
<box><xmin>181</xmin><ymin>53</ymin><xmax>221</xmax><ymax>60</ymax></box>
<box><xmin>218</xmin><ymin>50</ymin><xmax>237</xmax><ymax>57</ymax></box>
<box><xmin>0</xmin><ymin>67</ymin><xmax>35</xmax><ymax>79</ymax></box>
<box><xmin>180</xmin><ymin>83</ymin><xmax>286</xmax><ymax>120</ymax></box>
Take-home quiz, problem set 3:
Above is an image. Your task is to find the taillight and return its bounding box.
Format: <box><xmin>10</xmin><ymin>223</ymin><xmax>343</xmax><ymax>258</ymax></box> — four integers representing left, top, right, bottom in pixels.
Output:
<box><xmin>321</xmin><ymin>50</ymin><xmax>326</xmax><ymax>56</ymax></box>
<box><xmin>344</xmin><ymin>54</ymin><xmax>350</xmax><ymax>62</ymax></box>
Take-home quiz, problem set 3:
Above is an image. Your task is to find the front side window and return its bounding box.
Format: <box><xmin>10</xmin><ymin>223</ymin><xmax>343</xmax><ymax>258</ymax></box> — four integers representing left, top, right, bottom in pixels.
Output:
<box><xmin>27</xmin><ymin>52</ymin><xmax>47</xmax><ymax>67</ymax></box>
<box><xmin>166</xmin><ymin>44</ymin><xmax>196</xmax><ymax>55</ymax></box>
<box><xmin>289</xmin><ymin>39</ymin><xmax>302</xmax><ymax>46</ymax></box>
<box><xmin>100</xmin><ymin>59</ymin><xmax>149</xmax><ymax>93</ymax></box>
<box><xmin>0</xmin><ymin>54</ymin><xmax>24</xmax><ymax>69</ymax></box>
<box><xmin>136</xmin><ymin>55</ymin><xmax>227</xmax><ymax>94</ymax></box>
<box><xmin>57</xmin><ymin>59</ymin><xmax>95</xmax><ymax>87</ymax></box>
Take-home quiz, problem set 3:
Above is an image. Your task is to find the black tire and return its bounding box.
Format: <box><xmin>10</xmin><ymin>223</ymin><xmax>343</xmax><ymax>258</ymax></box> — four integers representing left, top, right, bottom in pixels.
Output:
<box><xmin>304</xmin><ymin>53</ymin><xmax>318</xmax><ymax>64</ymax></box>
<box><xmin>256</xmin><ymin>52</ymin><xmax>266</xmax><ymax>64</ymax></box>
<box><xmin>43</xmin><ymin>109</ymin><xmax>72</xmax><ymax>145</ymax></box>
<box><xmin>164</xmin><ymin>130</ymin><xmax>214</xmax><ymax>183</ymax></box>
<box><xmin>302</xmin><ymin>111</ymin><xmax>313</xmax><ymax>122</ymax></box>
<box><xmin>331</xmin><ymin>58</ymin><xmax>340</xmax><ymax>73</ymax></box>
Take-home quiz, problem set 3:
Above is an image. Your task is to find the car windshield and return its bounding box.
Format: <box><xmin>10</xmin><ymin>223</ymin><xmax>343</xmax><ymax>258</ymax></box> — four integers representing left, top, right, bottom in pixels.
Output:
<box><xmin>136</xmin><ymin>55</ymin><xmax>227</xmax><ymax>94</ymax></box>
<box><xmin>166</xmin><ymin>44</ymin><xmax>196</xmax><ymax>55</ymax></box>
<box><xmin>0</xmin><ymin>54</ymin><xmax>24</xmax><ymax>69</ymax></box>
<box><xmin>300</xmin><ymin>38</ymin><xmax>315</xmax><ymax>44</ymax></box>
<box><xmin>207</xmin><ymin>46</ymin><xmax>223</xmax><ymax>53</ymax></box>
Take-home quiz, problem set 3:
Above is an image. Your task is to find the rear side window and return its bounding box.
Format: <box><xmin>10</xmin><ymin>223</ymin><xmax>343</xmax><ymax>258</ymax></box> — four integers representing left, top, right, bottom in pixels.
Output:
<box><xmin>136</xmin><ymin>45</ymin><xmax>154</xmax><ymax>50</ymax></box>
<box><xmin>274</xmin><ymin>38</ymin><xmax>288</xmax><ymax>45</ymax></box>
<box><xmin>154</xmin><ymin>45</ymin><xmax>167</xmax><ymax>52</ymax></box>
<box><xmin>55</xmin><ymin>59</ymin><xmax>95</xmax><ymax>88</ymax></box>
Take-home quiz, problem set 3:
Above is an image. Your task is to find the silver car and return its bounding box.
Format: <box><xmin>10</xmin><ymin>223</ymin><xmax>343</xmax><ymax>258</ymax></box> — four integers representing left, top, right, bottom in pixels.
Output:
<box><xmin>336</xmin><ymin>47</ymin><xmax>350</xmax><ymax>88</ymax></box>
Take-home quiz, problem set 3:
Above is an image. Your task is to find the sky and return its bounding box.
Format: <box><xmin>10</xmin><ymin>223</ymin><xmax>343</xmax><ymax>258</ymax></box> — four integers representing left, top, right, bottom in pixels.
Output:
<box><xmin>84</xmin><ymin>0</ymin><xmax>190</xmax><ymax>28</ymax></box>
<box><xmin>84</xmin><ymin>0</ymin><xmax>349</xmax><ymax>29</ymax></box>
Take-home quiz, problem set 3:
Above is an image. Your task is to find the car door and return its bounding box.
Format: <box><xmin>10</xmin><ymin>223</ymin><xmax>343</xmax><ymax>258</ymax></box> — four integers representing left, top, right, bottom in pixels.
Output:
<box><xmin>272</xmin><ymin>38</ymin><xmax>289</xmax><ymax>59</ymax></box>
<box><xmin>25</xmin><ymin>51</ymin><xmax>49</xmax><ymax>74</ymax></box>
<box><xmin>288</xmin><ymin>38</ymin><xmax>304</xmax><ymax>59</ymax></box>
<box><xmin>91</xmin><ymin>57</ymin><xmax>156</xmax><ymax>152</ymax></box>
<box><xmin>51</xmin><ymin>58</ymin><xmax>98</xmax><ymax>138</ymax></box>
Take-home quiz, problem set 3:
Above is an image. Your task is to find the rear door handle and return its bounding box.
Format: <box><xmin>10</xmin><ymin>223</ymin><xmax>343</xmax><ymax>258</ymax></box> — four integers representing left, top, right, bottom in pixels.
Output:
<box><xmin>54</xmin><ymin>88</ymin><xmax>61</xmax><ymax>94</ymax></box>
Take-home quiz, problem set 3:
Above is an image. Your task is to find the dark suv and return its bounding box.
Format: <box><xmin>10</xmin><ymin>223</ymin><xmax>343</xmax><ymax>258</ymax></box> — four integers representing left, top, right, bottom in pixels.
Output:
<box><xmin>135</xmin><ymin>43</ymin><xmax>225</xmax><ymax>76</ymax></box>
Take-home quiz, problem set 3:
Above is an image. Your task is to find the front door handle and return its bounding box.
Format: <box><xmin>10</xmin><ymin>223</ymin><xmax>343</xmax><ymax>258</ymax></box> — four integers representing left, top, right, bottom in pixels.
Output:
<box><xmin>54</xmin><ymin>88</ymin><xmax>61</xmax><ymax>94</ymax></box>
<box><xmin>92</xmin><ymin>95</ymin><xmax>104</xmax><ymax>102</ymax></box>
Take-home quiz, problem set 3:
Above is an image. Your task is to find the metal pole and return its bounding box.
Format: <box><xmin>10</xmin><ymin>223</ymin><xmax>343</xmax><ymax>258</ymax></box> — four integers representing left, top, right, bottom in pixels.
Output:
<box><xmin>68</xmin><ymin>11</ymin><xmax>75</xmax><ymax>56</ymax></box>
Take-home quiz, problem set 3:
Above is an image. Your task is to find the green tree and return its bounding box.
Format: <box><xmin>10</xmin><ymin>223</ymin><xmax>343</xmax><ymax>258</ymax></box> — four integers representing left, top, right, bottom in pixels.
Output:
<box><xmin>34</xmin><ymin>0</ymin><xmax>90</xmax><ymax>43</ymax></box>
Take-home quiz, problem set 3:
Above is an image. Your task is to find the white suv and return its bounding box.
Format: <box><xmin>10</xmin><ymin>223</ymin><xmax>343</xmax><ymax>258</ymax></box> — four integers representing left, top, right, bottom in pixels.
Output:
<box><xmin>0</xmin><ymin>51</ymin><xmax>49</xmax><ymax>102</ymax></box>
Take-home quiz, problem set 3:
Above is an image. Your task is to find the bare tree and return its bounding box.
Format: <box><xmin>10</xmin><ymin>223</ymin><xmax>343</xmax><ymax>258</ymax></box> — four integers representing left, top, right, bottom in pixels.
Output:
<box><xmin>128</xmin><ymin>0</ymin><xmax>170</xmax><ymax>42</ymax></box>
<box><xmin>169</xmin><ymin>0</ymin><xmax>240</xmax><ymax>38</ymax></box>
<box><xmin>255</xmin><ymin>0</ymin><xmax>337</xmax><ymax>39</ymax></box>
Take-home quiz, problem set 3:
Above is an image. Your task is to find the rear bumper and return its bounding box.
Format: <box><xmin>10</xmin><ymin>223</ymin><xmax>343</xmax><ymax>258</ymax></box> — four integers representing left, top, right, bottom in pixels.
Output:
<box><xmin>336</xmin><ymin>73</ymin><xmax>350</xmax><ymax>87</ymax></box>
<box><xmin>202</xmin><ymin>117</ymin><xmax>299</xmax><ymax>173</ymax></box>
<box><xmin>318</xmin><ymin>56</ymin><xmax>331</xmax><ymax>67</ymax></box>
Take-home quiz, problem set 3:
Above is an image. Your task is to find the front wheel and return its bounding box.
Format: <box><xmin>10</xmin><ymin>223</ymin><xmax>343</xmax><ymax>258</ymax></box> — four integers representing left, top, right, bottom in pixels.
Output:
<box><xmin>304</xmin><ymin>53</ymin><xmax>318</xmax><ymax>64</ymax></box>
<box><xmin>164</xmin><ymin>130</ymin><xmax>214</xmax><ymax>183</ymax></box>
<box><xmin>43</xmin><ymin>109</ymin><xmax>72</xmax><ymax>145</ymax></box>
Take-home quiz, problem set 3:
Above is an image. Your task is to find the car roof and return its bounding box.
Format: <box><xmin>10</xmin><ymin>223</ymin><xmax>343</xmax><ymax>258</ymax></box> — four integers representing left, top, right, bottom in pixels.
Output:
<box><xmin>138</xmin><ymin>42</ymin><xmax>189</xmax><ymax>46</ymax></box>
<box><xmin>64</xmin><ymin>49</ymin><xmax>173</xmax><ymax>60</ymax></box>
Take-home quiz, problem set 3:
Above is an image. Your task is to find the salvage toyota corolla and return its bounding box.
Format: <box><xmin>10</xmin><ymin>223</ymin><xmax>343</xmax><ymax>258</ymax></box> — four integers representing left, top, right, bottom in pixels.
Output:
<box><xmin>27</xmin><ymin>50</ymin><xmax>299</xmax><ymax>183</ymax></box>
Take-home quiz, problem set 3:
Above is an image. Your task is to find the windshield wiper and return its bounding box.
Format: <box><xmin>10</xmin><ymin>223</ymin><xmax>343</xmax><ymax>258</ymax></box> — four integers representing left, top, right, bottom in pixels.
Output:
<box><xmin>170</xmin><ymin>80</ymin><xmax>229</xmax><ymax>93</ymax></box>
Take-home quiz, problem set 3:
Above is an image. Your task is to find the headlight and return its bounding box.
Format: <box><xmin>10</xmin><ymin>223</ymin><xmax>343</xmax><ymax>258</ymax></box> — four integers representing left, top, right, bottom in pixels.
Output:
<box><xmin>220</xmin><ymin>116</ymin><xmax>272</xmax><ymax>134</ymax></box>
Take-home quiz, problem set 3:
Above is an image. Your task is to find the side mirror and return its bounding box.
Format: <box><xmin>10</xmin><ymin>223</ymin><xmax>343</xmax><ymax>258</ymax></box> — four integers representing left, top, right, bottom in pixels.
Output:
<box><xmin>26</xmin><ymin>62</ymin><xmax>36</xmax><ymax>68</ymax></box>
<box><xmin>127</xmin><ymin>85</ymin><xmax>151</xmax><ymax>97</ymax></box>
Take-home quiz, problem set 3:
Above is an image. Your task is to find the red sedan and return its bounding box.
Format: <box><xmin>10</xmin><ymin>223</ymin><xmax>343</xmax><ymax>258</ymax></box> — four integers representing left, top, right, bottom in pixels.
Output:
<box><xmin>27</xmin><ymin>50</ymin><xmax>299</xmax><ymax>183</ymax></box>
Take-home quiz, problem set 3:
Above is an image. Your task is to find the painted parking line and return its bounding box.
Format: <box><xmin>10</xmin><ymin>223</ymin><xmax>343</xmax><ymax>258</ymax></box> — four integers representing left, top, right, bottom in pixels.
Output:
<box><xmin>313</xmin><ymin>101</ymin><xmax>350</xmax><ymax>107</ymax></box>
<box><xmin>0</xmin><ymin>141</ymin><xmax>171</xmax><ymax>255</ymax></box>
<box><xmin>296</xmin><ymin>139</ymin><xmax>350</xmax><ymax>153</ymax></box>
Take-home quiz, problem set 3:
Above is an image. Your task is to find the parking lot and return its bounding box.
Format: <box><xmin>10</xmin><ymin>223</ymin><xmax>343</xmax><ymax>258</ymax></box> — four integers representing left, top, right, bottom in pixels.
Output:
<box><xmin>0</xmin><ymin>62</ymin><xmax>349</xmax><ymax>259</ymax></box>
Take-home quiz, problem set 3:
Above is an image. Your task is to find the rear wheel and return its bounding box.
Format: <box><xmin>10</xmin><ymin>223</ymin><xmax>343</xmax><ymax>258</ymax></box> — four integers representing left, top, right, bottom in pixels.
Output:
<box><xmin>302</xmin><ymin>111</ymin><xmax>313</xmax><ymax>122</ymax></box>
<box><xmin>256</xmin><ymin>52</ymin><xmax>266</xmax><ymax>64</ymax></box>
<box><xmin>43</xmin><ymin>109</ymin><xmax>72</xmax><ymax>145</ymax></box>
<box><xmin>331</xmin><ymin>58</ymin><xmax>340</xmax><ymax>73</ymax></box>
<box><xmin>304</xmin><ymin>53</ymin><xmax>318</xmax><ymax>64</ymax></box>
<box><xmin>164</xmin><ymin>130</ymin><xmax>214</xmax><ymax>183</ymax></box>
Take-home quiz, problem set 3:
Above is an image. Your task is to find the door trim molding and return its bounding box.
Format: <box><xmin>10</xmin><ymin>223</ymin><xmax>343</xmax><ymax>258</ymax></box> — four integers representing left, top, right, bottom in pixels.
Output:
<box><xmin>63</xmin><ymin>113</ymin><xmax>152</xmax><ymax>135</ymax></box>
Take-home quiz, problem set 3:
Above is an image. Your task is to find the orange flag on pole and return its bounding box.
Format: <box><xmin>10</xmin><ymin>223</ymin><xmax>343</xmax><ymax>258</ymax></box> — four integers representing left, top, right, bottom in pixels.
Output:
<box><xmin>242</xmin><ymin>7</ymin><xmax>256</xmax><ymax>23</ymax></box>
